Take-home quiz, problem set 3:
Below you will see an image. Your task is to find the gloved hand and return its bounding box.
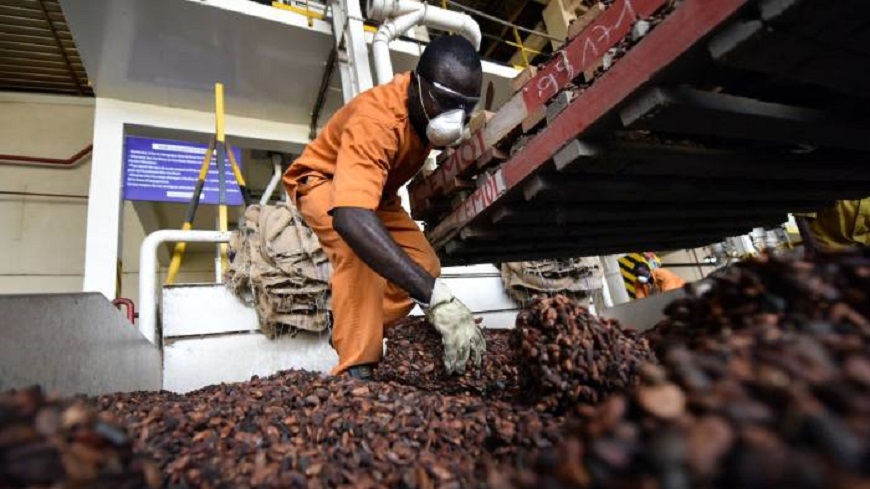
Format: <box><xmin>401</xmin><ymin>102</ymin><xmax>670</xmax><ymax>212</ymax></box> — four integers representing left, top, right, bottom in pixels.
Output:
<box><xmin>424</xmin><ymin>279</ymin><xmax>486</xmax><ymax>374</ymax></box>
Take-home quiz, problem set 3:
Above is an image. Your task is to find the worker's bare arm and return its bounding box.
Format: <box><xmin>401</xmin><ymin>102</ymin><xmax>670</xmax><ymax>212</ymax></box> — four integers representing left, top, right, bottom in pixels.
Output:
<box><xmin>332</xmin><ymin>207</ymin><xmax>435</xmax><ymax>303</ymax></box>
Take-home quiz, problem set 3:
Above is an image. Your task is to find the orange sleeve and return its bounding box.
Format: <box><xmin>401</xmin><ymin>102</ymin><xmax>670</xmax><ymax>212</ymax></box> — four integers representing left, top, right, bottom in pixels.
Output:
<box><xmin>332</xmin><ymin>117</ymin><xmax>397</xmax><ymax>210</ymax></box>
<box><xmin>634</xmin><ymin>285</ymin><xmax>650</xmax><ymax>299</ymax></box>
<box><xmin>654</xmin><ymin>268</ymin><xmax>686</xmax><ymax>292</ymax></box>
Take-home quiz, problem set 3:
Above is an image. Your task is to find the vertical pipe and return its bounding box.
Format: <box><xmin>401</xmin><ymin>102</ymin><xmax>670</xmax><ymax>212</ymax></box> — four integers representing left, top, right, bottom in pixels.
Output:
<box><xmin>260</xmin><ymin>154</ymin><xmax>285</xmax><ymax>206</ymax></box>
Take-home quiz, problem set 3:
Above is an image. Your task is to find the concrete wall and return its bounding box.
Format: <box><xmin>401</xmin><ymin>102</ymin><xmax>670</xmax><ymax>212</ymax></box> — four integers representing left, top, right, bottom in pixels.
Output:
<box><xmin>0</xmin><ymin>93</ymin><xmax>230</xmax><ymax>300</ymax></box>
<box><xmin>0</xmin><ymin>93</ymin><xmax>94</xmax><ymax>293</ymax></box>
<box><xmin>0</xmin><ymin>93</ymin><xmax>519</xmax><ymax>333</ymax></box>
<box><xmin>659</xmin><ymin>247</ymin><xmax>718</xmax><ymax>283</ymax></box>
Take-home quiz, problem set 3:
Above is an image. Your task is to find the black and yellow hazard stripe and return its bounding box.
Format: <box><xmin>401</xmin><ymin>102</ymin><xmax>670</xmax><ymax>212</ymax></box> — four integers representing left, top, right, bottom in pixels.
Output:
<box><xmin>618</xmin><ymin>253</ymin><xmax>660</xmax><ymax>299</ymax></box>
<box><xmin>165</xmin><ymin>138</ymin><xmax>216</xmax><ymax>285</ymax></box>
<box><xmin>226</xmin><ymin>144</ymin><xmax>252</xmax><ymax>207</ymax></box>
<box><xmin>164</xmin><ymin>83</ymin><xmax>252</xmax><ymax>285</ymax></box>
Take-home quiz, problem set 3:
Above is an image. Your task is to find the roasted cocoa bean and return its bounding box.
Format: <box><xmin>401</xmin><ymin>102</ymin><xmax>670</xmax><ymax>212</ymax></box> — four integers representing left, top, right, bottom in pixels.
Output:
<box><xmin>497</xmin><ymin>251</ymin><xmax>870</xmax><ymax>489</ymax></box>
<box><xmin>374</xmin><ymin>318</ymin><xmax>522</xmax><ymax>402</ymax></box>
<box><xmin>514</xmin><ymin>294</ymin><xmax>656</xmax><ymax>413</ymax></box>
<box><xmin>0</xmin><ymin>386</ymin><xmax>154</xmax><ymax>488</ymax></box>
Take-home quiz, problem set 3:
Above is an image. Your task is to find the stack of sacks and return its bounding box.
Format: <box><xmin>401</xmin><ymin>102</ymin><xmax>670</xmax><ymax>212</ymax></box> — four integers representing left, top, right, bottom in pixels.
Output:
<box><xmin>501</xmin><ymin>257</ymin><xmax>603</xmax><ymax>307</ymax></box>
<box><xmin>226</xmin><ymin>202</ymin><xmax>332</xmax><ymax>338</ymax></box>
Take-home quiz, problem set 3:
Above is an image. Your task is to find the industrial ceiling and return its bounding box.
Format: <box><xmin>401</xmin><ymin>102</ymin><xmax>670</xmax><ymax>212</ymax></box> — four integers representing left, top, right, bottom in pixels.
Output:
<box><xmin>0</xmin><ymin>0</ymin><xmax>558</xmax><ymax>98</ymax></box>
<box><xmin>0</xmin><ymin>0</ymin><xmax>92</xmax><ymax>96</ymax></box>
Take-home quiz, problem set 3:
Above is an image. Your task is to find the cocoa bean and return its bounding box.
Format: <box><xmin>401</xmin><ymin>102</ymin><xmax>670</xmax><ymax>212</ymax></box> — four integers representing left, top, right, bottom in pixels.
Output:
<box><xmin>0</xmin><ymin>386</ymin><xmax>153</xmax><ymax>488</ymax></box>
<box><xmin>514</xmin><ymin>294</ymin><xmax>656</xmax><ymax>413</ymax></box>
<box><xmin>498</xmin><ymin>250</ymin><xmax>870</xmax><ymax>489</ymax></box>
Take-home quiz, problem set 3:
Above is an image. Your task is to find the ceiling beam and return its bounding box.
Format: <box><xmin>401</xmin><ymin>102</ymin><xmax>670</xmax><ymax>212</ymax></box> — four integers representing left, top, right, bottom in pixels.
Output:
<box><xmin>35</xmin><ymin>0</ymin><xmax>82</xmax><ymax>95</ymax></box>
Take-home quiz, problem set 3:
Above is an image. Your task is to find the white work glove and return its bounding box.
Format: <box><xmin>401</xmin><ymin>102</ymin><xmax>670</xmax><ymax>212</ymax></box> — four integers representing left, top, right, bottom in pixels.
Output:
<box><xmin>423</xmin><ymin>279</ymin><xmax>486</xmax><ymax>375</ymax></box>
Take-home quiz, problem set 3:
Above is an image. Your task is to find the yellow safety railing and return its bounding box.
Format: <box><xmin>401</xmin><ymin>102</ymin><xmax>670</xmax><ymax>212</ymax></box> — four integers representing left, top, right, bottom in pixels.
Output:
<box><xmin>271</xmin><ymin>1</ymin><xmax>323</xmax><ymax>23</ymax></box>
<box><xmin>512</xmin><ymin>27</ymin><xmax>529</xmax><ymax>67</ymax></box>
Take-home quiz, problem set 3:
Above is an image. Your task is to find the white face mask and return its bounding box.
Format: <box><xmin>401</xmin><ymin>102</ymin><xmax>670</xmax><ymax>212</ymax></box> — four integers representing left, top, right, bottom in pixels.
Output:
<box><xmin>638</xmin><ymin>275</ymin><xmax>650</xmax><ymax>284</ymax></box>
<box><xmin>425</xmin><ymin>109</ymin><xmax>465</xmax><ymax>148</ymax></box>
<box><xmin>417</xmin><ymin>75</ymin><xmax>465</xmax><ymax>148</ymax></box>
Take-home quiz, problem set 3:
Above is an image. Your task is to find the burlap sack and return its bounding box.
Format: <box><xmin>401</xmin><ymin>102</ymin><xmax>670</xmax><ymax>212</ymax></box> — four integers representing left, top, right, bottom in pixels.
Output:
<box><xmin>225</xmin><ymin>205</ymin><xmax>259</xmax><ymax>303</ymax></box>
<box><xmin>500</xmin><ymin>257</ymin><xmax>603</xmax><ymax>307</ymax></box>
<box><xmin>225</xmin><ymin>202</ymin><xmax>332</xmax><ymax>338</ymax></box>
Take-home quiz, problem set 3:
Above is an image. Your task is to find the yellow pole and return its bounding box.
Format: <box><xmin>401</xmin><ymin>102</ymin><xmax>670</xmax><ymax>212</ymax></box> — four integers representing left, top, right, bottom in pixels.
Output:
<box><xmin>215</xmin><ymin>83</ymin><xmax>225</xmax><ymax>143</ymax></box>
<box><xmin>165</xmin><ymin>138</ymin><xmax>216</xmax><ymax>284</ymax></box>
<box><xmin>226</xmin><ymin>148</ymin><xmax>245</xmax><ymax>187</ymax></box>
<box><xmin>215</xmin><ymin>83</ymin><xmax>229</xmax><ymax>275</ymax></box>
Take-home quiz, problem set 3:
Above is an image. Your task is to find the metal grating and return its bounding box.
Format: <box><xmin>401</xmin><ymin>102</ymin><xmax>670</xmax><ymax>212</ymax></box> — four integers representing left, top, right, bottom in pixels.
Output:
<box><xmin>0</xmin><ymin>0</ymin><xmax>92</xmax><ymax>96</ymax></box>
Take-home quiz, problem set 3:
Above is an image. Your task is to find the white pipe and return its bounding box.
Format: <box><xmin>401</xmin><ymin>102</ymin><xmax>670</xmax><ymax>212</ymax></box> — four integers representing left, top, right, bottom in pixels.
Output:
<box><xmin>373</xmin><ymin>8</ymin><xmax>425</xmax><ymax>85</ymax></box>
<box><xmin>368</xmin><ymin>0</ymin><xmax>482</xmax><ymax>85</ymax></box>
<box><xmin>260</xmin><ymin>154</ymin><xmax>284</xmax><ymax>206</ymax></box>
<box><xmin>139</xmin><ymin>230</ymin><xmax>233</xmax><ymax>346</ymax></box>
<box><xmin>600</xmin><ymin>276</ymin><xmax>614</xmax><ymax>309</ymax></box>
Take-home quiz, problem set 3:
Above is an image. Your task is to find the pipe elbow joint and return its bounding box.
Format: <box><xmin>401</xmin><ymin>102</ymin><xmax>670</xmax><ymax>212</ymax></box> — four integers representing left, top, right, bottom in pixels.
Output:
<box><xmin>372</xmin><ymin>27</ymin><xmax>392</xmax><ymax>45</ymax></box>
<box><xmin>458</xmin><ymin>13</ymin><xmax>482</xmax><ymax>51</ymax></box>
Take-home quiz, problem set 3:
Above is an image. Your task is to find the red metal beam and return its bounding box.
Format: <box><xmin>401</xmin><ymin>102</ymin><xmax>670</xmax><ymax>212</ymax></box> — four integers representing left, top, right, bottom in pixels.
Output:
<box><xmin>521</xmin><ymin>0</ymin><xmax>665</xmax><ymax>109</ymax></box>
<box><xmin>430</xmin><ymin>0</ymin><xmax>750</xmax><ymax>247</ymax></box>
<box><xmin>415</xmin><ymin>0</ymin><xmax>668</xmax><ymax>210</ymax></box>
<box><xmin>0</xmin><ymin>144</ymin><xmax>93</xmax><ymax>167</ymax></box>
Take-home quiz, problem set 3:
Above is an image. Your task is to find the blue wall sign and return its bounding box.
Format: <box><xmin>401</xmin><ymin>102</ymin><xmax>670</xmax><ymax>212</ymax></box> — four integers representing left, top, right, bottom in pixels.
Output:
<box><xmin>123</xmin><ymin>136</ymin><xmax>243</xmax><ymax>205</ymax></box>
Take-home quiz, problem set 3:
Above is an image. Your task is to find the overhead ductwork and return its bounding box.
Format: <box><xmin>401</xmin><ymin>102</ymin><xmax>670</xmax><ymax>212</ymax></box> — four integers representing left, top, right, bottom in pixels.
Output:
<box><xmin>367</xmin><ymin>0</ymin><xmax>482</xmax><ymax>85</ymax></box>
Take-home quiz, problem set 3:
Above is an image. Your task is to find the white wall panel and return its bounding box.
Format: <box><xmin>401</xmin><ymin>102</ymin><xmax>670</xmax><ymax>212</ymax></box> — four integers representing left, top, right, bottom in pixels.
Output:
<box><xmin>164</xmin><ymin>332</ymin><xmax>337</xmax><ymax>393</ymax></box>
<box><xmin>0</xmin><ymin>94</ymin><xmax>94</xmax><ymax>293</ymax></box>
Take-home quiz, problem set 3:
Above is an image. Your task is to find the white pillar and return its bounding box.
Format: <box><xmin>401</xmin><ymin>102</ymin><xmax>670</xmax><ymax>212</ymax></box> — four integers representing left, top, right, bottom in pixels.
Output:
<box><xmin>601</xmin><ymin>255</ymin><xmax>630</xmax><ymax>305</ymax></box>
<box><xmin>331</xmin><ymin>0</ymin><xmax>374</xmax><ymax>101</ymax></box>
<box><xmin>82</xmin><ymin>98</ymin><xmax>125</xmax><ymax>299</ymax></box>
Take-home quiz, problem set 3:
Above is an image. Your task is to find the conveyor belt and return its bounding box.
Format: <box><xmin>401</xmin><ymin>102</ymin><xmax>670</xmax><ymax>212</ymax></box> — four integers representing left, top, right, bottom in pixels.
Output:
<box><xmin>417</xmin><ymin>0</ymin><xmax>870</xmax><ymax>265</ymax></box>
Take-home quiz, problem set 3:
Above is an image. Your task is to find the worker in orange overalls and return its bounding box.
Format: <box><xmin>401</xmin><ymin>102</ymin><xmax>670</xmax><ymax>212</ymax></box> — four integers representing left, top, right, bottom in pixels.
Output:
<box><xmin>633</xmin><ymin>262</ymin><xmax>686</xmax><ymax>299</ymax></box>
<box><xmin>283</xmin><ymin>35</ymin><xmax>485</xmax><ymax>380</ymax></box>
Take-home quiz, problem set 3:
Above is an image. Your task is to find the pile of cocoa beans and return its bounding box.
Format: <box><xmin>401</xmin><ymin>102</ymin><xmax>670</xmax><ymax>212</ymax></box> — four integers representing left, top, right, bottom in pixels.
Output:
<box><xmin>97</xmin><ymin>370</ymin><xmax>563</xmax><ymax>488</ymax></box>
<box><xmin>497</xmin><ymin>251</ymin><xmax>870</xmax><ymax>489</ymax></box>
<box><xmin>514</xmin><ymin>295</ymin><xmax>656</xmax><ymax>413</ymax></box>
<box><xmin>0</xmin><ymin>386</ymin><xmax>157</xmax><ymax>488</ymax></box>
<box><xmin>4</xmin><ymin>251</ymin><xmax>869</xmax><ymax>488</ymax></box>
<box><xmin>374</xmin><ymin>318</ymin><xmax>522</xmax><ymax>402</ymax></box>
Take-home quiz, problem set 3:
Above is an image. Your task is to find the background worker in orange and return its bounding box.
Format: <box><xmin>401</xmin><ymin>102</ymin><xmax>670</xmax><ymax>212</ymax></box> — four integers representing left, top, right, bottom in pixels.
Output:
<box><xmin>633</xmin><ymin>262</ymin><xmax>685</xmax><ymax>299</ymax></box>
<box><xmin>283</xmin><ymin>35</ymin><xmax>486</xmax><ymax>380</ymax></box>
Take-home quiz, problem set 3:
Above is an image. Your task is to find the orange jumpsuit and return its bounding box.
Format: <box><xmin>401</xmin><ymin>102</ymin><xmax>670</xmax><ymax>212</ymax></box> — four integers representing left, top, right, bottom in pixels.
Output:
<box><xmin>634</xmin><ymin>268</ymin><xmax>686</xmax><ymax>299</ymax></box>
<box><xmin>283</xmin><ymin>73</ymin><xmax>440</xmax><ymax>375</ymax></box>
